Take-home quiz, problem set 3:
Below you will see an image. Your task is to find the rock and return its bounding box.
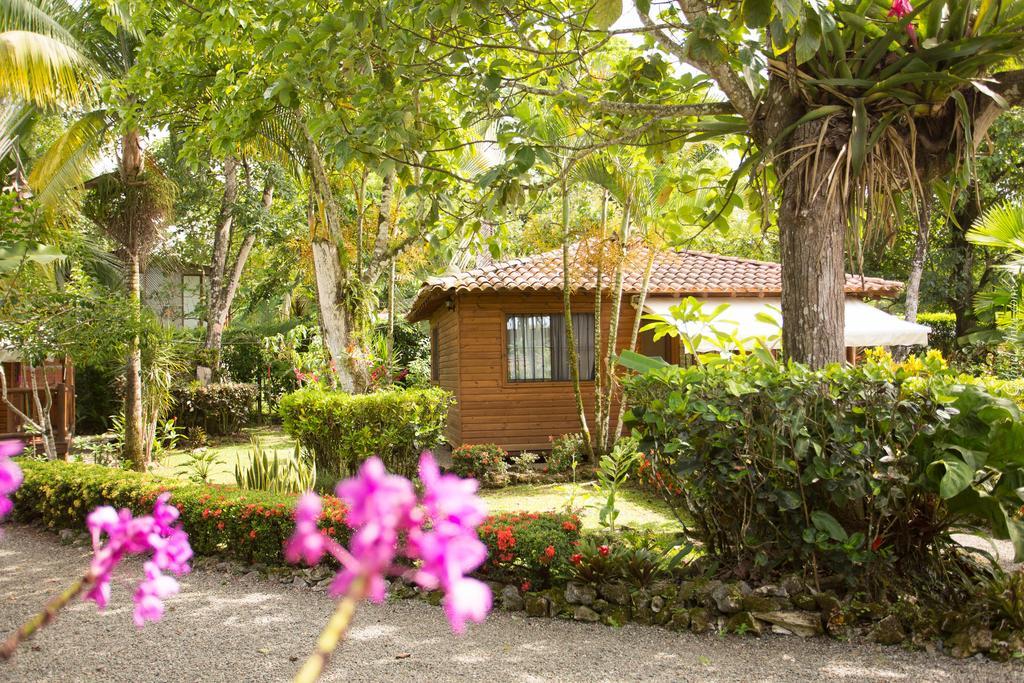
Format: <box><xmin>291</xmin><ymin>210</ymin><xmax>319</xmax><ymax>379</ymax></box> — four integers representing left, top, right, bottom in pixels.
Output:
<box><xmin>946</xmin><ymin>626</ymin><xmax>993</xmax><ymax>659</ymax></box>
<box><xmin>868</xmin><ymin>615</ymin><xmax>906</xmax><ymax>646</ymax></box>
<box><xmin>725</xmin><ymin>611</ymin><xmax>763</xmax><ymax>636</ymax></box>
<box><xmin>592</xmin><ymin>598</ymin><xmax>609</xmax><ymax>613</ymax></box>
<box><xmin>573</xmin><ymin>605</ymin><xmax>600</xmax><ymax>623</ymax></box>
<box><xmin>545</xmin><ymin>588</ymin><xmax>571</xmax><ymax>618</ymax></box>
<box><xmin>689</xmin><ymin>607</ymin><xmax>712</xmax><ymax>634</ymax></box>
<box><xmin>650</xmin><ymin>595</ymin><xmax>666</xmax><ymax>613</ymax></box>
<box><xmin>695</xmin><ymin>579</ymin><xmax>723</xmax><ymax>608</ymax></box>
<box><xmin>792</xmin><ymin>593</ymin><xmax>818</xmax><ymax>611</ymax></box>
<box><xmin>58</xmin><ymin>529</ymin><xmax>75</xmax><ymax>545</ymax></box>
<box><xmin>602</xmin><ymin>605</ymin><xmax>631</xmax><ymax>627</ymax></box>
<box><xmin>740</xmin><ymin>595</ymin><xmax>783</xmax><ymax>612</ymax></box>
<box><xmin>565</xmin><ymin>582</ymin><xmax>597</xmax><ymax>606</ymax></box>
<box><xmin>425</xmin><ymin>590</ymin><xmax>443</xmax><ymax>607</ymax></box>
<box><xmin>648</xmin><ymin>580</ymin><xmax>676</xmax><ymax>598</ymax></box>
<box><xmin>501</xmin><ymin>585</ymin><xmax>525</xmax><ymax>612</ymax></box>
<box><xmin>633</xmin><ymin>600</ymin><xmax>655</xmax><ymax>626</ymax></box>
<box><xmin>669</xmin><ymin>608</ymin><xmax>691</xmax><ymax>631</ymax></box>
<box><xmin>525</xmin><ymin>594</ymin><xmax>550</xmax><ymax>618</ymax></box>
<box><xmin>598</xmin><ymin>581</ymin><xmax>631</xmax><ymax>606</ymax></box>
<box><xmin>781</xmin><ymin>575</ymin><xmax>805</xmax><ymax>597</ymax></box>
<box><xmin>752</xmin><ymin>584</ymin><xmax>788</xmax><ymax>598</ymax></box>
<box><xmin>815</xmin><ymin>592</ymin><xmax>841</xmax><ymax>615</ymax></box>
<box><xmin>710</xmin><ymin>582</ymin><xmax>746</xmax><ymax>614</ymax></box>
<box><xmin>751</xmin><ymin>611</ymin><xmax>823</xmax><ymax>638</ymax></box>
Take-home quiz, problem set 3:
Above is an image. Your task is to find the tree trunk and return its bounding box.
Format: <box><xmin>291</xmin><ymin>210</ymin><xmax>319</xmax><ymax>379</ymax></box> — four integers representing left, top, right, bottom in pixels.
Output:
<box><xmin>593</xmin><ymin>191</ymin><xmax>608</xmax><ymax>455</ymax></box>
<box><xmin>311</xmin><ymin>240</ymin><xmax>364</xmax><ymax>393</ymax></box>
<box><xmin>948</xmin><ymin>190</ymin><xmax>982</xmax><ymax>339</ymax></box>
<box><xmin>204</xmin><ymin>156</ymin><xmax>239</xmax><ymax>360</ymax></box>
<box><xmin>778</xmin><ymin>140</ymin><xmax>846</xmax><ymax>368</ymax></box>
<box><xmin>203</xmin><ymin>172</ymin><xmax>272</xmax><ymax>378</ymax></box>
<box><xmin>904</xmin><ymin>192</ymin><xmax>932</xmax><ymax>323</ymax></box>
<box><xmin>124</xmin><ymin>253</ymin><xmax>146</xmax><ymax>471</ymax></box>
<box><xmin>600</xmin><ymin>205</ymin><xmax>630</xmax><ymax>447</ymax></box>
<box><xmin>560</xmin><ymin>181</ymin><xmax>594</xmax><ymax>461</ymax></box>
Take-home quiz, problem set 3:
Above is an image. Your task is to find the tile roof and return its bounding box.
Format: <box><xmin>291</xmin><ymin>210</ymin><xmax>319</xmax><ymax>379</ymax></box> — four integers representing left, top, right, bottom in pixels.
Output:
<box><xmin>407</xmin><ymin>243</ymin><xmax>903</xmax><ymax>322</ymax></box>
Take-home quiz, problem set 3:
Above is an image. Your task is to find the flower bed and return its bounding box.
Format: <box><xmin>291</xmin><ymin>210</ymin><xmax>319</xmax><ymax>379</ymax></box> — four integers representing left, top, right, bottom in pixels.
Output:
<box><xmin>477</xmin><ymin>511</ymin><xmax>581</xmax><ymax>588</ymax></box>
<box><xmin>12</xmin><ymin>460</ymin><xmax>349</xmax><ymax>566</ymax></box>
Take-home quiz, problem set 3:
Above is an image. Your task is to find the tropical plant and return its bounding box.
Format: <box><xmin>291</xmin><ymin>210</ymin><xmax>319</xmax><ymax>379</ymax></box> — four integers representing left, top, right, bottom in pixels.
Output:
<box><xmin>591</xmin><ymin>436</ymin><xmax>641</xmax><ymax>533</ymax></box>
<box><xmin>234</xmin><ymin>437</ymin><xmax>315</xmax><ymax>494</ymax></box>
<box><xmin>967</xmin><ymin>201</ymin><xmax>1024</xmax><ymax>343</ymax></box>
<box><xmin>175</xmin><ymin>448</ymin><xmax>219</xmax><ymax>485</ymax></box>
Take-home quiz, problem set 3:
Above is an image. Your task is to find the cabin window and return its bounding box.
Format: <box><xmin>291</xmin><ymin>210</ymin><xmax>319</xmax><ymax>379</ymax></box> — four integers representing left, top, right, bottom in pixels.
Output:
<box><xmin>430</xmin><ymin>326</ymin><xmax>440</xmax><ymax>381</ymax></box>
<box><xmin>506</xmin><ymin>313</ymin><xmax>595</xmax><ymax>382</ymax></box>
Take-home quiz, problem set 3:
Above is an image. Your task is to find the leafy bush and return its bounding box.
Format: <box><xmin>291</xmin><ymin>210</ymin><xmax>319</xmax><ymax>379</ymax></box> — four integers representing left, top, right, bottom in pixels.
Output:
<box><xmin>477</xmin><ymin>511</ymin><xmax>581</xmax><ymax>587</ymax></box>
<box><xmin>12</xmin><ymin>459</ymin><xmax>349</xmax><ymax>566</ymax></box>
<box><xmin>450</xmin><ymin>443</ymin><xmax>509</xmax><ymax>487</ymax></box>
<box><xmin>547</xmin><ymin>433</ymin><xmax>585</xmax><ymax>472</ymax></box>
<box><xmin>279</xmin><ymin>386</ymin><xmax>453</xmax><ymax>485</ymax></box>
<box><xmin>624</xmin><ymin>349</ymin><xmax>1024</xmax><ymax>585</ymax></box>
<box><xmin>171</xmin><ymin>382</ymin><xmax>258</xmax><ymax>436</ymax></box>
<box><xmin>918</xmin><ymin>312</ymin><xmax>958</xmax><ymax>356</ymax></box>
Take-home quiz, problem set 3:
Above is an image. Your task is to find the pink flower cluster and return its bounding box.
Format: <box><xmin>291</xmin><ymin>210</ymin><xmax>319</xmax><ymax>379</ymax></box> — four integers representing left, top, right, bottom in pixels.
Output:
<box><xmin>0</xmin><ymin>439</ymin><xmax>24</xmax><ymax>521</ymax></box>
<box><xmin>85</xmin><ymin>493</ymin><xmax>193</xmax><ymax>626</ymax></box>
<box><xmin>286</xmin><ymin>452</ymin><xmax>492</xmax><ymax>633</ymax></box>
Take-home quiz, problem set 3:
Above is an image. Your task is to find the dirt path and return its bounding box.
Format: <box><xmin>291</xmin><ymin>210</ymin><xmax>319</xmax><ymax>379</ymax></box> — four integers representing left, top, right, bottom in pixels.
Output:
<box><xmin>0</xmin><ymin>525</ymin><xmax>1020</xmax><ymax>683</ymax></box>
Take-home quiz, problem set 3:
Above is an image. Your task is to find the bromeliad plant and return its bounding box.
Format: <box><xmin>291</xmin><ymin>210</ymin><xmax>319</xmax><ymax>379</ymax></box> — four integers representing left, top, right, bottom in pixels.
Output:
<box><xmin>285</xmin><ymin>452</ymin><xmax>492</xmax><ymax>682</ymax></box>
<box><xmin>0</xmin><ymin>439</ymin><xmax>193</xmax><ymax>659</ymax></box>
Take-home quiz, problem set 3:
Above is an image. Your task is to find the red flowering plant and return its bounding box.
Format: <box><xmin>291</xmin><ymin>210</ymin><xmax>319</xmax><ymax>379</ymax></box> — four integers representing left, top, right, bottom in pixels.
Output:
<box><xmin>450</xmin><ymin>444</ymin><xmax>508</xmax><ymax>487</ymax></box>
<box><xmin>476</xmin><ymin>511</ymin><xmax>581</xmax><ymax>588</ymax></box>
<box><xmin>566</xmin><ymin>536</ymin><xmax>626</xmax><ymax>585</ymax></box>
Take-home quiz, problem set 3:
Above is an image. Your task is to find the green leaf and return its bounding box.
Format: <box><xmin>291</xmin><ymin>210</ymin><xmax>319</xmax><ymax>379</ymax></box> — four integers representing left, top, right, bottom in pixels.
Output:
<box><xmin>927</xmin><ymin>457</ymin><xmax>975</xmax><ymax>499</ymax></box>
<box><xmin>741</xmin><ymin>0</ymin><xmax>772</xmax><ymax>28</ymax></box>
<box><xmin>617</xmin><ymin>349</ymin><xmax>670</xmax><ymax>374</ymax></box>
<box><xmin>589</xmin><ymin>0</ymin><xmax>622</xmax><ymax>30</ymax></box>
<box><xmin>849</xmin><ymin>98</ymin><xmax>867</xmax><ymax>179</ymax></box>
<box><xmin>811</xmin><ymin>511</ymin><xmax>848</xmax><ymax>542</ymax></box>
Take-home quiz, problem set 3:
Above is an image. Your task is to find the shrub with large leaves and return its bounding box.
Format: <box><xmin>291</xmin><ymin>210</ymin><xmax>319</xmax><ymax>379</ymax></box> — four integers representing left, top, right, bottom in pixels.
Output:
<box><xmin>623</xmin><ymin>349</ymin><xmax>1024</xmax><ymax>584</ymax></box>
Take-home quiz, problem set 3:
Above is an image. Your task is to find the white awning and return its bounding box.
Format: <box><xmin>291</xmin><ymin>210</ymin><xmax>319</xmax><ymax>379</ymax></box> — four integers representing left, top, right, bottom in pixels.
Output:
<box><xmin>640</xmin><ymin>297</ymin><xmax>930</xmax><ymax>352</ymax></box>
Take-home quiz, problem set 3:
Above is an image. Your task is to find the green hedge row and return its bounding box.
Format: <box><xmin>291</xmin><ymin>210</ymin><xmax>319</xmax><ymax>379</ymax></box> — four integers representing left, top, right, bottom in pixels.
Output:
<box><xmin>279</xmin><ymin>386</ymin><xmax>453</xmax><ymax>484</ymax></box>
<box><xmin>171</xmin><ymin>382</ymin><xmax>259</xmax><ymax>436</ymax></box>
<box><xmin>11</xmin><ymin>460</ymin><xmax>349</xmax><ymax>566</ymax></box>
<box><xmin>917</xmin><ymin>311</ymin><xmax>957</xmax><ymax>355</ymax></box>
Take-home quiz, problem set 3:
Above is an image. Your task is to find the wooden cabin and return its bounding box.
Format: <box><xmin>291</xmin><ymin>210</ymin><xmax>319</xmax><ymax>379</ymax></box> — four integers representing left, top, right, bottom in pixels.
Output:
<box><xmin>407</xmin><ymin>243</ymin><xmax>923</xmax><ymax>453</ymax></box>
<box><xmin>0</xmin><ymin>354</ymin><xmax>75</xmax><ymax>456</ymax></box>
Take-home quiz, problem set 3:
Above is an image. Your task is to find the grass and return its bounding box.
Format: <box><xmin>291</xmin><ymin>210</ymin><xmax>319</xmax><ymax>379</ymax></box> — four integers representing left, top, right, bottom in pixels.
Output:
<box><xmin>479</xmin><ymin>481</ymin><xmax>682</xmax><ymax>533</ymax></box>
<box><xmin>156</xmin><ymin>431</ymin><xmax>683</xmax><ymax>533</ymax></box>
<box><xmin>153</xmin><ymin>426</ymin><xmax>295</xmax><ymax>485</ymax></box>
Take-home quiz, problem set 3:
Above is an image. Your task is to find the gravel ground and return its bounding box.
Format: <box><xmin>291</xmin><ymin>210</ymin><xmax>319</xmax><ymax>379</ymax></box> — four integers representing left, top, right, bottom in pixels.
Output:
<box><xmin>1</xmin><ymin>525</ymin><xmax>1022</xmax><ymax>683</ymax></box>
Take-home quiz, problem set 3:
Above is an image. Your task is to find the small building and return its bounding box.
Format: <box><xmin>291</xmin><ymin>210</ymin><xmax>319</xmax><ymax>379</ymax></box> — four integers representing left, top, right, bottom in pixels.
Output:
<box><xmin>407</xmin><ymin>243</ymin><xmax>927</xmax><ymax>453</ymax></box>
<box><xmin>143</xmin><ymin>258</ymin><xmax>207</xmax><ymax>329</ymax></box>
<box><xmin>0</xmin><ymin>353</ymin><xmax>75</xmax><ymax>456</ymax></box>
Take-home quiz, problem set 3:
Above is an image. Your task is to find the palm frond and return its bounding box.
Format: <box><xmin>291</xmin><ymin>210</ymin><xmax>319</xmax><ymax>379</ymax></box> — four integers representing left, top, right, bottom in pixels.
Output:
<box><xmin>968</xmin><ymin>201</ymin><xmax>1024</xmax><ymax>253</ymax></box>
<box><xmin>28</xmin><ymin>107</ymin><xmax>108</xmax><ymax>208</ymax></box>
<box><xmin>0</xmin><ymin>28</ymin><xmax>91</xmax><ymax>106</ymax></box>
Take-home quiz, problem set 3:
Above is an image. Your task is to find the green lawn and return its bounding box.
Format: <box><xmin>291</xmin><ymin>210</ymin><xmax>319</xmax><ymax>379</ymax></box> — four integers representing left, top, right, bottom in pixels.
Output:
<box><xmin>156</xmin><ymin>431</ymin><xmax>682</xmax><ymax>532</ymax></box>
<box><xmin>479</xmin><ymin>482</ymin><xmax>682</xmax><ymax>533</ymax></box>
<box><xmin>153</xmin><ymin>426</ymin><xmax>296</xmax><ymax>485</ymax></box>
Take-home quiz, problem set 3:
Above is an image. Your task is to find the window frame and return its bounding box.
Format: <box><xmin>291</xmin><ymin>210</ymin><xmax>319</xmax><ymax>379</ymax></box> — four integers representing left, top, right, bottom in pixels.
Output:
<box><xmin>503</xmin><ymin>312</ymin><xmax>596</xmax><ymax>384</ymax></box>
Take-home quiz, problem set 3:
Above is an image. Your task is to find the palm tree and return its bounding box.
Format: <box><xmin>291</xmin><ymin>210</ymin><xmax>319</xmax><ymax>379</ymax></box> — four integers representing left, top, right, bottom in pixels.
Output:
<box><xmin>1</xmin><ymin>0</ymin><xmax>173</xmax><ymax>470</ymax></box>
<box><xmin>967</xmin><ymin>201</ymin><xmax>1024</xmax><ymax>343</ymax></box>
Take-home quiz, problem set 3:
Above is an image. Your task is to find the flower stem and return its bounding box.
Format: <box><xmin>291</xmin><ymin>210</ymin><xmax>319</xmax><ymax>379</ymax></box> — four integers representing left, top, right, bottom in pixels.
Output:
<box><xmin>0</xmin><ymin>572</ymin><xmax>95</xmax><ymax>659</ymax></box>
<box><xmin>293</xmin><ymin>576</ymin><xmax>365</xmax><ymax>683</ymax></box>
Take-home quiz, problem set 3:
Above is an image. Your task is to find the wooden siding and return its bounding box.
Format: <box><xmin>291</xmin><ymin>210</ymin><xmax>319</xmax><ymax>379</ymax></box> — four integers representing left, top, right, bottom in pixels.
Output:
<box><xmin>0</xmin><ymin>360</ymin><xmax>75</xmax><ymax>456</ymax></box>
<box><xmin>442</xmin><ymin>291</ymin><xmax>674</xmax><ymax>452</ymax></box>
<box><xmin>429</xmin><ymin>304</ymin><xmax>461</xmax><ymax>445</ymax></box>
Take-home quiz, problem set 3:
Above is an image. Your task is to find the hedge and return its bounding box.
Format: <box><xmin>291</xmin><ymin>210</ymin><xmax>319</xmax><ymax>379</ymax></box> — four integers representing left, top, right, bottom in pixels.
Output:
<box><xmin>10</xmin><ymin>460</ymin><xmax>578</xmax><ymax>585</ymax></box>
<box><xmin>917</xmin><ymin>311</ymin><xmax>957</xmax><ymax>356</ymax></box>
<box><xmin>171</xmin><ymin>382</ymin><xmax>258</xmax><ymax>436</ymax></box>
<box><xmin>11</xmin><ymin>460</ymin><xmax>349</xmax><ymax>566</ymax></box>
<box><xmin>279</xmin><ymin>386</ymin><xmax>453</xmax><ymax>485</ymax></box>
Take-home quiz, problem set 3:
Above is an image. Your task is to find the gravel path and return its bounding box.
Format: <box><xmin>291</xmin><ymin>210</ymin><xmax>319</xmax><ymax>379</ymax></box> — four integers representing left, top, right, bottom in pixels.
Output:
<box><xmin>1</xmin><ymin>525</ymin><xmax>1022</xmax><ymax>683</ymax></box>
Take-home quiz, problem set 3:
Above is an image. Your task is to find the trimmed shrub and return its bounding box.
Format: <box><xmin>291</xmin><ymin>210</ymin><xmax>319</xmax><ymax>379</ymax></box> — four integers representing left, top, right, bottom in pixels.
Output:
<box><xmin>918</xmin><ymin>311</ymin><xmax>958</xmax><ymax>356</ymax></box>
<box><xmin>171</xmin><ymin>382</ymin><xmax>258</xmax><ymax>436</ymax></box>
<box><xmin>477</xmin><ymin>511</ymin><xmax>581</xmax><ymax>587</ymax></box>
<box><xmin>450</xmin><ymin>443</ymin><xmax>509</xmax><ymax>487</ymax></box>
<box><xmin>624</xmin><ymin>349</ymin><xmax>1024</xmax><ymax>585</ymax></box>
<box><xmin>11</xmin><ymin>459</ymin><xmax>349</xmax><ymax>566</ymax></box>
<box><xmin>279</xmin><ymin>386</ymin><xmax>453</xmax><ymax>485</ymax></box>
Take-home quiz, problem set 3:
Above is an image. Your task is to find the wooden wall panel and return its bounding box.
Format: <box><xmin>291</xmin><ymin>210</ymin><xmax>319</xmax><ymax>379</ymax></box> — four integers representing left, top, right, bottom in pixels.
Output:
<box><xmin>451</xmin><ymin>291</ymin><xmax>651</xmax><ymax>452</ymax></box>
<box><xmin>429</xmin><ymin>305</ymin><xmax>462</xmax><ymax>445</ymax></box>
